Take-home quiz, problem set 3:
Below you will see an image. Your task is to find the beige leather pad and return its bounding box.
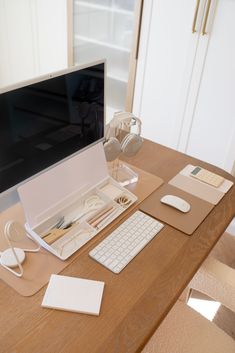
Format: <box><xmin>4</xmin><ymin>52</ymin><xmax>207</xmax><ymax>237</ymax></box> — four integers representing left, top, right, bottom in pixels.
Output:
<box><xmin>169</xmin><ymin>173</ymin><xmax>224</xmax><ymax>205</ymax></box>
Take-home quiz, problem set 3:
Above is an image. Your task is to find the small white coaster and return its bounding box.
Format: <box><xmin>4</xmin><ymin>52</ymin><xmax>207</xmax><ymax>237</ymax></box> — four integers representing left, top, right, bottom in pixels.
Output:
<box><xmin>42</xmin><ymin>274</ymin><xmax>105</xmax><ymax>316</ymax></box>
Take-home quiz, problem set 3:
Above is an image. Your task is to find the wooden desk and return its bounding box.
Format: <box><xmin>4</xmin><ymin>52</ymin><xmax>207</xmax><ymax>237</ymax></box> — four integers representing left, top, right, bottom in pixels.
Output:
<box><xmin>0</xmin><ymin>140</ymin><xmax>235</xmax><ymax>353</ymax></box>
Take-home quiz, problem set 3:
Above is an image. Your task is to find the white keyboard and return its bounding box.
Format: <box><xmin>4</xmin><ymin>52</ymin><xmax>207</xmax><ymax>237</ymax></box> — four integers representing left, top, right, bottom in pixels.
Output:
<box><xmin>89</xmin><ymin>210</ymin><xmax>164</xmax><ymax>274</ymax></box>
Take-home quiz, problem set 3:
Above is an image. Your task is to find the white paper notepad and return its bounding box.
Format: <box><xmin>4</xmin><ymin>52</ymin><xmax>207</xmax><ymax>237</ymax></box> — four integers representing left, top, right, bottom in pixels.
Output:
<box><xmin>42</xmin><ymin>274</ymin><xmax>105</xmax><ymax>316</ymax></box>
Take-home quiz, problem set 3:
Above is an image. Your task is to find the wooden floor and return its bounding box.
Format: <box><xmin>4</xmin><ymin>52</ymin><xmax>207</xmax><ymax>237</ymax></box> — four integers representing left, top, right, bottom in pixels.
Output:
<box><xmin>190</xmin><ymin>288</ymin><xmax>235</xmax><ymax>340</ymax></box>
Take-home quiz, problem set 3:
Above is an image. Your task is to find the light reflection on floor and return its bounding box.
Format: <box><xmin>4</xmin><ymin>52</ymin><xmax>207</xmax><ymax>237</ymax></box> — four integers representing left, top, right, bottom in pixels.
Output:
<box><xmin>188</xmin><ymin>297</ymin><xmax>221</xmax><ymax>321</ymax></box>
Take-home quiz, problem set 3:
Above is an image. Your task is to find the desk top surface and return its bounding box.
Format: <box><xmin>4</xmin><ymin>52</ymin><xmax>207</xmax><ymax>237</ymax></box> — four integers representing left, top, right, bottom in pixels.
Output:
<box><xmin>0</xmin><ymin>140</ymin><xmax>235</xmax><ymax>353</ymax></box>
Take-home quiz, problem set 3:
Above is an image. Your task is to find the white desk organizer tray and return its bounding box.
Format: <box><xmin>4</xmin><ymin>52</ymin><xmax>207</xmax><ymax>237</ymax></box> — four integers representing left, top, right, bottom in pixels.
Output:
<box><xmin>18</xmin><ymin>143</ymin><xmax>137</xmax><ymax>260</ymax></box>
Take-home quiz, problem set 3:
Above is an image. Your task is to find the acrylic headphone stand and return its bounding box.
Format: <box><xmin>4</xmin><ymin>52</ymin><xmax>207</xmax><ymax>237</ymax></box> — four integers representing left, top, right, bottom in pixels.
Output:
<box><xmin>108</xmin><ymin>158</ymin><xmax>138</xmax><ymax>187</ymax></box>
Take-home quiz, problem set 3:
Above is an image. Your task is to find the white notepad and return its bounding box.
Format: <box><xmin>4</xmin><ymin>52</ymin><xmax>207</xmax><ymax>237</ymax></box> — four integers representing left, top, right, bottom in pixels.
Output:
<box><xmin>42</xmin><ymin>274</ymin><xmax>105</xmax><ymax>316</ymax></box>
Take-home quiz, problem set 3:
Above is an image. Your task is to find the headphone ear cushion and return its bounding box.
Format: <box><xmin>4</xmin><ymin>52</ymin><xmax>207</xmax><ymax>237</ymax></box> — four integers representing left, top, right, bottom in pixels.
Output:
<box><xmin>121</xmin><ymin>134</ymin><xmax>143</xmax><ymax>157</ymax></box>
<box><xmin>103</xmin><ymin>137</ymin><xmax>121</xmax><ymax>162</ymax></box>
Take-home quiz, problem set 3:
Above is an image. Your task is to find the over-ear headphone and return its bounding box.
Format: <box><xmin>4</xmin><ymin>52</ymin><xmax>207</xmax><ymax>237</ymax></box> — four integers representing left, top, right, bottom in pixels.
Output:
<box><xmin>0</xmin><ymin>221</ymin><xmax>40</xmax><ymax>277</ymax></box>
<box><xmin>104</xmin><ymin>112</ymin><xmax>143</xmax><ymax>162</ymax></box>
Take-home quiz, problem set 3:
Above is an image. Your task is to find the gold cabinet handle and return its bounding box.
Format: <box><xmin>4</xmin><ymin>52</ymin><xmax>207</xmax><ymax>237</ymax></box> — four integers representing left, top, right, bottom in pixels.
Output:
<box><xmin>135</xmin><ymin>0</ymin><xmax>144</xmax><ymax>60</ymax></box>
<box><xmin>202</xmin><ymin>0</ymin><xmax>212</xmax><ymax>35</ymax></box>
<box><xmin>192</xmin><ymin>0</ymin><xmax>201</xmax><ymax>33</ymax></box>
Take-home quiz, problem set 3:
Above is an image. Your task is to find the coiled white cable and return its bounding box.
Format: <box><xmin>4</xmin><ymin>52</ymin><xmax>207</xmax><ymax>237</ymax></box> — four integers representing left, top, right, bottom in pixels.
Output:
<box><xmin>0</xmin><ymin>221</ymin><xmax>40</xmax><ymax>277</ymax></box>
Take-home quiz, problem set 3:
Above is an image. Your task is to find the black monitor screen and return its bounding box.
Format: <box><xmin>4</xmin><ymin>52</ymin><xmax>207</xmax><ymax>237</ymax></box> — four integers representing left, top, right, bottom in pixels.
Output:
<box><xmin>0</xmin><ymin>62</ymin><xmax>104</xmax><ymax>194</ymax></box>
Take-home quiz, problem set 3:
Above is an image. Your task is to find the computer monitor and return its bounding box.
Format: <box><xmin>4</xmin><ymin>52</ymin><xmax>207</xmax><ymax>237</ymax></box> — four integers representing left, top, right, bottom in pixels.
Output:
<box><xmin>0</xmin><ymin>60</ymin><xmax>105</xmax><ymax>211</ymax></box>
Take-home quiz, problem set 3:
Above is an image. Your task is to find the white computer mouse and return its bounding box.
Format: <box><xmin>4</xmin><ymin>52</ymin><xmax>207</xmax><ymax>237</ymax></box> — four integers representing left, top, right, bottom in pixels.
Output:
<box><xmin>160</xmin><ymin>194</ymin><xmax>191</xmax><ymax>213</ymax></box>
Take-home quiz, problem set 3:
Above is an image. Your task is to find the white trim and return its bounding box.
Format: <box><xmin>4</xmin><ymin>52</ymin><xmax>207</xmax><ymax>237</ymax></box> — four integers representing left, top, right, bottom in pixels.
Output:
<box><xmin>30</xmin><ymin>0</ymin><xmax>40</xmax><ymax>74</ymax></box>
<box><xmin>132</xmin><ymin>0</ymin><xmax>153</xmax><ymax>116</ymax></box>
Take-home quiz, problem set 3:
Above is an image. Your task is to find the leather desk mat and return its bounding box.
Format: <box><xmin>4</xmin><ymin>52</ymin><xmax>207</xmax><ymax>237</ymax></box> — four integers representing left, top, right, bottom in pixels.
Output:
<box><xmin>0</xmin><ymin>165</ymin><xmax>163</xmax><ymax>296</ymax></box>
<box><xmin>140</xmin><ymin>184</ymin><xmax>214</xmax><ymax>235</ymax></box>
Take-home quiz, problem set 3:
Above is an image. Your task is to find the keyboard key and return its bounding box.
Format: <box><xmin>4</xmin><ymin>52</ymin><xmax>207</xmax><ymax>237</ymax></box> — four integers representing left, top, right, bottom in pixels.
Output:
<box><xmin>89</xmin><ymin>210</ymin><xmax>164</xmax><ymax>274</ymax></box>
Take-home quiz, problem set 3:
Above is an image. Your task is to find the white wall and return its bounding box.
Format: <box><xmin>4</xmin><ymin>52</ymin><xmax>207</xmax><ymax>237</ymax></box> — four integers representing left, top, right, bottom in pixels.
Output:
<box><xmin>0</xmin><ymin>0</ymin><xmax>68</xmax><ymax>211</ymax></box>
<box><xmin>0</xmin><ymin>0</ymin><xmax>68</xmax><ymax>88</ymax></box>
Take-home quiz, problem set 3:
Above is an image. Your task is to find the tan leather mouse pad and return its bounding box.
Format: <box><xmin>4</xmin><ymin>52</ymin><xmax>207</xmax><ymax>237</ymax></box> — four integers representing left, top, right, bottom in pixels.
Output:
<box><xmin>139</xmin><ymin>184</ymin><xmax>214</xmax><ymax>235</ymax></box>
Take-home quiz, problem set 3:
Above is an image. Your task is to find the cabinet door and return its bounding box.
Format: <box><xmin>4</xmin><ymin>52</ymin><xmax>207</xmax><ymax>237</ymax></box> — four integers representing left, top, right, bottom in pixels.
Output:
<box><xmin>72</xmin><ymin>0</ymin><xmax>139</xmax><ymax>122</ymax></box>
<box><xmin>133</xmin><ymin>0</ymin><xmax>206</xmax><ymax>148</ymax></box>
<box><xmin>185</xmin><ymin>0</ymin><xmax>235</xmax><ymax>172</ymax></box>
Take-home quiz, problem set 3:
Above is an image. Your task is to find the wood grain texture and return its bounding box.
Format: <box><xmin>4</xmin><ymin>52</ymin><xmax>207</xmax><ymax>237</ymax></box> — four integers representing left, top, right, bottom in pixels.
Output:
<box><xmin>0</xmin><ymin>140</ymin><xmax>234</xmax><ymax>353</ymax></box>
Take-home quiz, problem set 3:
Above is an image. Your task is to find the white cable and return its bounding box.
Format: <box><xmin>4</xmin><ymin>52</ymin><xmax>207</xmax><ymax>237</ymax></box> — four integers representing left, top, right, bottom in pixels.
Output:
<box><xmin>5</xmin><ymin>221</ymin><xmax>40</xmax><ymax>252</ymax></box>
<box><xmin>0</xmin><ymin>220</ymin><xmax>40</xmax><ymax>277</ymax></box>
<box><xmin>1</xmin><ymin>222</ymin><xmax>24</xmax><ymax>277</ymax></box>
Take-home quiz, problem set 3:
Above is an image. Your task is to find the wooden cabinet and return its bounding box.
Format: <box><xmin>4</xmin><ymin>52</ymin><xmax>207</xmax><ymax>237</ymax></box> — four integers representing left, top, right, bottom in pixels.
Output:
<box><xmin>134</xmin><ymin>0</ymin><xmax>235</xmax><ymax>173</ymax></box>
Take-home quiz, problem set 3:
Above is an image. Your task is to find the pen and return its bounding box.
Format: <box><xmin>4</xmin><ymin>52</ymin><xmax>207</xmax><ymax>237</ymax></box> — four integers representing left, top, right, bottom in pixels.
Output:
<box><xmin>96</xmin><ymin>208</ymin><xmax>120</xmax><ymax>229</ymax></box>
<box><xmin>89</xmin><ymin>206</ymin><xmax>116</xmax><ymax>228</ymax></box>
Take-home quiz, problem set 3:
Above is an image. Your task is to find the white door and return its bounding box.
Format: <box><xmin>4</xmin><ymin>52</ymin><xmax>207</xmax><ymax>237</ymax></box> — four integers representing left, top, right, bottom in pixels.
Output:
<box><xmin>133</xmin><ymin>0</ymin><xmax>207</xmax><ymax>148</ymax></box>
<box><xmin>185</xmin><ymin>0</ymin><xmax>235</xmax><ymax>172</ymax></box>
